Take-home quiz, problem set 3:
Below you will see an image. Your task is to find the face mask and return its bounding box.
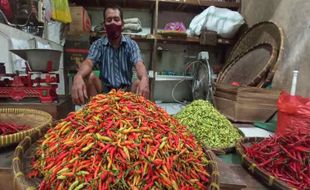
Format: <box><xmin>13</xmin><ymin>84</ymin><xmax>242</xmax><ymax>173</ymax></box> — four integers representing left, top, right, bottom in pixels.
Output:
<box><xmin>105</xmin><ymin>23</ymin><xmax>122</xmax><ymax>40</ymax></box>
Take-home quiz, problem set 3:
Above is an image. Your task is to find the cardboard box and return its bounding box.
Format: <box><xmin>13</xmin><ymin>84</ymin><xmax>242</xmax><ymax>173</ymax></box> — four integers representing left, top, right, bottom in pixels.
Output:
<box><xmin>69</xmin><ymin>6</ymin><xmax>91</xmax><ymax>34</ymax></box>
<box><xmin>214</xmin><ymin>85</ymin><xmax>281</xmax><ymax>122</ymax></box>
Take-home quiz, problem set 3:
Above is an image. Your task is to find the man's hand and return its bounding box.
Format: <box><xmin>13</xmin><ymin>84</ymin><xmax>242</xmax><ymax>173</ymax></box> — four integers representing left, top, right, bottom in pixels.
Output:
<box><xmin>135</xmin><ymin>62</ymin><xmax>149</xmax><ymax>99</ymax></box>
<box><xmin>136</xmin><ymin>77</ymin><xmax>149</xmax><ymax>99</ymax></box>
<box><xmin>71</xmin><ymin>74</ymin><xmax>88</xmax><ymax>105</ymax></box>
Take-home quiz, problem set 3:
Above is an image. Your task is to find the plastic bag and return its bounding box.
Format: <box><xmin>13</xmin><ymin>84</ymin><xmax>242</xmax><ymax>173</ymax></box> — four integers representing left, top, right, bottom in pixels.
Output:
<box><xmin>276</xmin><ymin>91</ymin><xmax>310</xmax><ymax>135</ymax></box>
<box><xmin>51</xmin><ymin>0</ymin><xmax>71</xmax><ymax>23</ymax></box>
<box><xmin>43</xmin><ymin>0</ymin><xmax>53</xmax><ymax>22</ymax></box>
<box><xmin>189</xmin><ymin>6</ymin><xmax>244</xmax><ymax>38</ymax></box>
<box><xmin>164</xmin><ymin>22</ymin><xmax>186</xmax><ymax>32</ymax></box>
<box><xmin>203</xmin><ymin>6</ymin><xmax>244</xmax><ymax>38</ymax></box>
<box><xmin>0</xmin><ymin>0</ymin><xmax>13</xmax><ymax>20</ymax></box>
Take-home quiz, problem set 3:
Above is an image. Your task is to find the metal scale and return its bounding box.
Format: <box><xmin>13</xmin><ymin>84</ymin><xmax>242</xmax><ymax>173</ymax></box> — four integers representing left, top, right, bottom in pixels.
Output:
<box><xmin>0</xmin><ymin>49</ymin><xmax>61</xmax><ymax>103</ymax></box>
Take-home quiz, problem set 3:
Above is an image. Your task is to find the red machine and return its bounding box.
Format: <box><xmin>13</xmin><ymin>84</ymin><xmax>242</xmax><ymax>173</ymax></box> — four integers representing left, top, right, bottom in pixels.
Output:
<box><xmin>0</xmin><ymin>49</ymin><xmax>62</xmax><ymax>103</ymax></box>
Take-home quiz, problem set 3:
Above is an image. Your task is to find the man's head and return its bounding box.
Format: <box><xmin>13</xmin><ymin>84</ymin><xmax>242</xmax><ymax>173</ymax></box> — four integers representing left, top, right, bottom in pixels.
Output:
<box><xmin>103</xmin><ymin>4</ymin><xmax>123</xmax><ymax>25</ymax></box>
<box><xmin>103</xmin><ymin>4</ymin><xmax>123</xmax><ymax>41</ymax></box>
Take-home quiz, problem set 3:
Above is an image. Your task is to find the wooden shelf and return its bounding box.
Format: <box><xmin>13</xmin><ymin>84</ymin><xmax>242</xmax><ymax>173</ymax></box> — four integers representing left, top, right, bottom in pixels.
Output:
<box><xmin>70</xmin><ymin>0</ymin><xmax>156</xmax><ymax>9</ymax></box>
<box><xmin>155</xmin><ymin>34</ymin><xmax>233</xmax><ymax>45</ymax></box>
<box><xmin>155</xmin><ymin>75</ymin><xmax>193</xmax><ymax>81</ymax></box>
<box><xmin>70</xmin><ymin>0</ymin><xmax>240</xmax><ymax>11</ymax></box>
<box><xmin>159</xmin><ymin>0</ymin><xmax>240</xmax><ymax>8</ymax></box>
<box><xmin>66</xmin><ymin>32</ymin><xmax>232</xmax><ymax>46</ymax></box>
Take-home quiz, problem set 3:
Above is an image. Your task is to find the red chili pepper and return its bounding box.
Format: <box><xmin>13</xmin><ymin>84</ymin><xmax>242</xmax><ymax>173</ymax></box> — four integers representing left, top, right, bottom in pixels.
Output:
<box><xmin>29</xmin><ymin>90</ymin><xmax>212</xmax><ymax>189</ymax></box>
<box><xmin>0</xmin><ymin>122</ymin><xmax>31</xmax><ymax>135</ymax></box>
<box><xmin>244</xmin><ymin>133</ymin><xmax>310</xmax><ymax>190</ymax></box>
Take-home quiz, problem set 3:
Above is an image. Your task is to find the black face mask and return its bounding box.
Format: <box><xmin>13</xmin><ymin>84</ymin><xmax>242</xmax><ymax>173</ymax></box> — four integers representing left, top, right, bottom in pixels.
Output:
<box><xmin>105</xmin><ymin>23</ymin><xmax>122</xmax><ymax>40</ymax></box>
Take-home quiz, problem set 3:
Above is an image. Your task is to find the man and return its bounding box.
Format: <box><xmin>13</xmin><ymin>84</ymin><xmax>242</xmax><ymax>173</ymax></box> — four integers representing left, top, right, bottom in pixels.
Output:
<box><xmin>71</xmin><ymin>4</ymin><xmax>149</xmax><ymax>105</ymax></box>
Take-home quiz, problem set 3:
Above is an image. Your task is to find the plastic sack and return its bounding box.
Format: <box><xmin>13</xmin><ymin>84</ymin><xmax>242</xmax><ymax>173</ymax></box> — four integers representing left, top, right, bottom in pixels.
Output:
<box><xmin>276</xmin><ymin>91</ymin><xmax>310</xmax><ymax>135</ymax></box>
<box><xmin>164</xmin><ymin>22</ymin><xmax>186</xmax><ymax>32</ymax></box>
<box><xmin>51</xmin><ymin>0</ymin><xmax>72</xmax><ymax>23</ymax></box>
<box><xmin>189</xmin><ymin>6</ymin><xmax>244</xmax><ymax>38</ymax></box>
<box><xmin>43</xmin><ymin>0</ymin><xmax>53</xmax><ymax>22</ymax></box>
<box><xmin>203</xmin><ymin>6</ymin><xmax>244</xmax><ymax>38</ymax></box>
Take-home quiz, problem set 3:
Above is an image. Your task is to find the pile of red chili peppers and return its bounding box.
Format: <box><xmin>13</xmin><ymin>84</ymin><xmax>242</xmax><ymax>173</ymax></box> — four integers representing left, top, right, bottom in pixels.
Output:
<box><xmin>29</xmin><ymin>90</ymin><xmax>212</xmax><ymax>190</ymax></box>
<box><xmin>0</xmin><ymin>122</ymin><xmax>30</xmax><ymax>135</ymax></box>
<box><xmin>243</xmin><ymin>133</ymin><xmax>310</xmax><ymax>190</ymax></box>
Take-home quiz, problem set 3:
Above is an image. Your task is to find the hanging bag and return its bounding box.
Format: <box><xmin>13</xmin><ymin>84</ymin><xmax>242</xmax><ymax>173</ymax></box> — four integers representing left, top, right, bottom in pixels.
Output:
<box><xmin>276</xmin><ymin>91</ymin><xmax>310</xmax><ymax>135</ymax></box>
<box><xmin>51</xmin><ymin>0</ymin><xmax>72</xmax><ymax>23</ymax></box>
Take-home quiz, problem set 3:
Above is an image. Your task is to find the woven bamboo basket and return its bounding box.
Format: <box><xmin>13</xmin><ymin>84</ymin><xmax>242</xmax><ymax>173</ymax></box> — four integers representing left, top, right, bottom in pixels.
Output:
<box><xmin>218</xmin><ymin>42</ymin><xmax>277</xmax><ymax>87</ymax></box>
<box><xmin>217</xmin><ymin>21</ymin><xmax>284</xmax><ymax>87</ymax></box>
<box><xmin>236</xmin><ymin>137</ymin><xmax>299</xmax><ymax>190</ymax></box>
<box><xmin>0</xmin><ymin>108</ymin><xmax>52</xmax><ymax>148</ymax></box>
<box><xmin>12</xmin><ymin>126</ymin><xmax>221</xmax><ymax>190</ymax></box>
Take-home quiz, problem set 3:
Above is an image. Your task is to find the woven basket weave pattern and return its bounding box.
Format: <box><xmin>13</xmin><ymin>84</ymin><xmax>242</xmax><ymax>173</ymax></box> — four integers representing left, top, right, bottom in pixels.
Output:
<box><xmin>0</xmin><ymin>108</ymin><xmax>52</xmax><ymax>147</ymax></box>
<box><xmin>236</xmin><ymin>137</ymin><xmax>298</xmax><ymax>190</ymax></box>
<box><xmin>217</xmin><ymin>21</ymin><xmax>284</xmax><ymax>87</ymax></box>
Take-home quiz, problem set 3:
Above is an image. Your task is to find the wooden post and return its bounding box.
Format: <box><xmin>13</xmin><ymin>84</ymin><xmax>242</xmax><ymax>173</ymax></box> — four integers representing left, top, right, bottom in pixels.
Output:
<box><xmin>149</xmin><ymin>0</ymin><xmax>159</xmax><ymax>101</ymax></box>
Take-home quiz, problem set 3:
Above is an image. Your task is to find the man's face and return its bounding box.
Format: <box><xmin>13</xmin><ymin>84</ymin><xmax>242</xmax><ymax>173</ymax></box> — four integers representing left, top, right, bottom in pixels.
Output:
<box><xmin>104</xmin><ymin>8</ymin><xmax>122</xmax><ymax>26</ymax></box>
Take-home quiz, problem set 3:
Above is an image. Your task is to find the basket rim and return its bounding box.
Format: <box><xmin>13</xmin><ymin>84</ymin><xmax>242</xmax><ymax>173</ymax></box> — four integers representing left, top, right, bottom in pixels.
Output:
<box><xmin>0</xmin><ymin>108</ymin><xmax>52</xmax><ymax>147</ymax></box>
<box><xmin>12</xmin><ymin>124</ymin><xmax>50</xmax><ymax>190</ymax></box>
<box><xmin>226</xmin><ymin>21</ymin><xmax>284</xmax><ymax>65</ymax></box>
<box><xmin>236</xmin><ymin>137</ymin><xmax>299</xmax><ymax>190</ymax></box>
<box><xmin>203</xmin><ymin>149</ymin><xmax>220</xmax><ymax>190</ymax></box>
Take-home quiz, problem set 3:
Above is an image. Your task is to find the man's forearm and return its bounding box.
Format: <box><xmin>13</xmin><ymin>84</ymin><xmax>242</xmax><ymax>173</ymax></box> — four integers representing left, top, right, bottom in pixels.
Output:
<box><xmin>135</xmin><ymin>61</ymin><xmax>149</xmax><ymax>82</ymax></box>
<box><xmin>76</xmin><ymin>59</ymin><xmax>93</xmax><ymax>78</ymax></box>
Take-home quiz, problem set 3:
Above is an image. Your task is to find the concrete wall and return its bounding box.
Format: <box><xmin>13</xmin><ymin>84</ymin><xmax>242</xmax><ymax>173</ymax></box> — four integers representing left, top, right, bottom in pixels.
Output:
<box><xmin>241</xmin><ymin>0</ymin><xmax>310</xmax><ymax>97</ymax></box>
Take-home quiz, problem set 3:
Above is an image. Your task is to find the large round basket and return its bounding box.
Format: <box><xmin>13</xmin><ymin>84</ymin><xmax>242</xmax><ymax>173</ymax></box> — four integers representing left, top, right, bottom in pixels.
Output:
<box><xmin>236</xmin><ymin>137</ymin><xmax>299</xmax><ymax>190</ymax></box>
<box><xmin>12</xmin><ymin>126</ymin><xmax>221</xmax><ymax>190</ymax></box>
<box><xmin>0</xmin><ymin>108</ymin><xmax>52</xmax><ymax>148</ymax></box>
<box><xmin>217</xmin><ymin>42</ymin><xmax>277</xmax><ymax>87</ymax></box>
<box><xmin>217</xmin><ymin>21</ymin><xmax>284</xmax><ymax>87</ymax></box>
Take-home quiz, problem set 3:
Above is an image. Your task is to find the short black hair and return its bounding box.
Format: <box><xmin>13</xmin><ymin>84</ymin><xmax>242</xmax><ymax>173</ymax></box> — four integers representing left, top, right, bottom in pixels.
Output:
<box><xmin>103</xmin><ymin>4</ymin><xmax>123</xmax><ymax>22</ymax></box>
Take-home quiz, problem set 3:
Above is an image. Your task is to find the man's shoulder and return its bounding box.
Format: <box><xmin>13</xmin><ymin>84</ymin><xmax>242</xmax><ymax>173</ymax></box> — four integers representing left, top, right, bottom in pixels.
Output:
<box><xmin>92</xmin><ymin>37</ymin><xmax>108</xmax><ymax>47</ymax></box>
<box><xmin>122</xmin><ymin>35</ymin><xmax>138</xmax><ymax>47</ymax></box>
<box><xmin>123</xmin><ymin>35</ymin><xmax>136</xmax><ymax>43</ymax></box>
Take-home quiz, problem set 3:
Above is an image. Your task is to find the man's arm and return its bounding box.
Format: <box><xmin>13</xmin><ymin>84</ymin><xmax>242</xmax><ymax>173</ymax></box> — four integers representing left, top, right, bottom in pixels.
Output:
<box><xmin>135</xmin><ymin>61</ymin><xmax>149</xmax><ymax>98</ymax></box>
<box><xmin>71</xmin><ymin>59</ymin><xmax>94</xmax><ymax>105</ymax></box>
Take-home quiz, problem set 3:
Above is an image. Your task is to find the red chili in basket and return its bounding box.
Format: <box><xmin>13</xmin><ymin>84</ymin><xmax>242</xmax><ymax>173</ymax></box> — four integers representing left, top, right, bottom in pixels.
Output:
<box><xmin>0</xmin><ymin>122</ymin><xmax>31</xmax><ymax>135</ymax></box>
<box><xmin>243</xmin><ymin>133</ymin><xmax>310</xmax><ymax>190</ymax></box>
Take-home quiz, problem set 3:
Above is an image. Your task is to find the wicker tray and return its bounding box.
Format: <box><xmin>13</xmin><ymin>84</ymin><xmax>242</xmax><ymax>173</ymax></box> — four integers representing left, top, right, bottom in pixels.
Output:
<box><xmin>0</xmin><ymin>108</ymin><xmax>52</xmax><ymax>148</ymax></box>
<box><xmin>12</xmin><ymin>126</ymin><xmax>221</xmax><ymax>190</ymax></box>
<box><xmin>217</xmin><ymin>21</ymin><xmax>284</xmax><ymax>87</ymax></box>
<box><xmin>236</xmin><ymin>137</ymin><xmax>299</xmax><ymax>190</ymax></box>
<box><xmin>218</xmin><ymin>42</ymin><xmax>277</xmax><ymax>86</ymax></box>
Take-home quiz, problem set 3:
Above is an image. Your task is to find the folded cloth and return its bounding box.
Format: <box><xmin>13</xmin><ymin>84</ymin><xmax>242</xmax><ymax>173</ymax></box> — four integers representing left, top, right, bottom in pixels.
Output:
<box><xmin>123</xmin><ymin>23</ymin><xmax>142</xmax><ymax>33</ymax></box>
<box><xmin>124</xmin><ymin>18</ymin><xmax>142</xmax><ymax>25</ymax></box>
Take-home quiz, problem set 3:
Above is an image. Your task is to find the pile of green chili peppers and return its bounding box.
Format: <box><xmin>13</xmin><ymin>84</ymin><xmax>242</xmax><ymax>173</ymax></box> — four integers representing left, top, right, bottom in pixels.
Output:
<box><xmin>175</xmin><ymin>100</ymin><xmax>242</xmax><ymax>149</ymax></box>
